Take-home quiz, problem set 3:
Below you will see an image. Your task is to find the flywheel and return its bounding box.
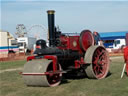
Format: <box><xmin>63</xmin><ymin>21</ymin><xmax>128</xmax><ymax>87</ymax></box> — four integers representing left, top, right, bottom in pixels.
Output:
<box><xmin>79</xmin><ymin>30</ymin><xmax>94</xmax><ymax>51</ymax></box>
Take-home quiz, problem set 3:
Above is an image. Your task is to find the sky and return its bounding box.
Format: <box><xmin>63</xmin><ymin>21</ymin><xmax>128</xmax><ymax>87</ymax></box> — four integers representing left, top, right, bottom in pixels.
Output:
<box><xmin>1</xmin><ymin>0</ymin><xmax>128</xmax><ymax>38</ymax></box>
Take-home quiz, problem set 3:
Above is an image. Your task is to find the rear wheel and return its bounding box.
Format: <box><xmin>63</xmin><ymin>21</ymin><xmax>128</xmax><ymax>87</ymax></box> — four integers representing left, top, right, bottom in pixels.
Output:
<box><xmin>84</xmin><ymin>45</ymin><xmax>109</xmax><ymax>79</ymax></box>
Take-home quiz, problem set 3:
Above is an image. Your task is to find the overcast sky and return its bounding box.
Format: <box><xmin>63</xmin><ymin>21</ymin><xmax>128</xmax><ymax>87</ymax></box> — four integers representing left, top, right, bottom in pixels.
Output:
<box><xmin>1</xmin><ymin>0</ymin><xmax>128</xmax><ymax>38</ymax></box>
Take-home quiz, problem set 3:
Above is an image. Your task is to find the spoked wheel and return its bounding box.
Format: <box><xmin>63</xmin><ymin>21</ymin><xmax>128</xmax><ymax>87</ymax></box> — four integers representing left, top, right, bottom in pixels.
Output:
<box><xmin>23</xmin><ymin>59</ymin><xmax>62</xmax><ymax>87</ymax></box>
<box><xmin>46</xmin><ymin>62</ymin><xmax>62</xmax><ymax>86</ymax></box>
<box><xmin>84</xmin><ymin>45</ymin><xmax>109</xmax><ymax>79</ymax></box>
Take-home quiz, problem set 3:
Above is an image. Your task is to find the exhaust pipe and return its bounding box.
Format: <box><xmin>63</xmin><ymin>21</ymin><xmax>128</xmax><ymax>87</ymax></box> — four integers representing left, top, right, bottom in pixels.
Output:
<box><xmin>47</xmin><ymin>10</ymin><xmax>55</xmax><ymax>47</ymax></box>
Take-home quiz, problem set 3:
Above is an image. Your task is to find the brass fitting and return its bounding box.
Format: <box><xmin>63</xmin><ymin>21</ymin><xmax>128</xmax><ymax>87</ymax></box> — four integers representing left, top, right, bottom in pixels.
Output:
<box><xmin>47</xmin><ymin>10</ymin><xmax>55</xmax><ymax>14</ymax></box>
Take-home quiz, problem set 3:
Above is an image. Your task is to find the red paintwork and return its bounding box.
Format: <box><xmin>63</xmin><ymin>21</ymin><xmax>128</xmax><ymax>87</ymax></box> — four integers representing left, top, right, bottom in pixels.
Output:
<box><xmin>124</xmin><ymin>47</ymin><xmax>128</xmax><ymax>62</ymax></box>
<box><xmin>22</xmin><ymin>71</ymin><xmax>65</xmax><ymax>76</ymax></box>
<box><xmin>27</xmin><ymin>56</ymin><xmax>35</xmax><ymax>61</ymax></box>
<box><xmin>68</xmin><ymin>36</ymin><xmax>81</xmax><ymax>51</ymax></box>
<box><xmin>92</xmin><ymin>48</ymin><xmax>108</xmax><ymax>78</ymax></box>
<box><xmin>124</xmin><ymin>46</ymin><xmax>128</xmax><ymax>76</ymax></box>
<box><xmin>80</xmin><ymin>31</ymin><xmax>94</xmax><ymax>51</ymax></box>
<box><xmin>22</xmin><ymin>72</ymin><xmax>46</xmax><ymax>75</ymax></box>
<box><xmin>58</xmin><ymin>35</ymin><xmax>83</xmax><ymax>53</ymax></box>
<box><xmin>36</xmin><ymin>45</ymin><xmax>41</xmax><ymax>49</ymax></box>
<box><xmin>27</xmin><ymin>55</ymin><xmax>58</xmax><ymax>72</ymax></box>
<box><xmin>58</xmin><ymin>31</ymin><xmax>94</xmax><ymax>54</ymax></box>
<box><xmin>75</xmin><ymin>57</ymin><xmax>85</xmax><ymax>69</ymax></box>
<box><xmin>126</xmin><ymin>61</ymin><xmax>128</xmax><ymax>76</ymax></box>
<box><xmin>25</xmin><ymin>55</ymin><xmax>62</xmax><ymax>75</ymax></box>
<box><xmin>44</xmin><ymin>55</ymin><xmax>57</xmax><ymax>72</ymax></box>
<box><xmin>22</xmin><ymin>55</ymin><xmax>64</xmax><ymax>78</ymax></box>
<box><xmin>59</xmin><ymin>35</ymin><xmax>68</xmax><ymax>48</ymax></box>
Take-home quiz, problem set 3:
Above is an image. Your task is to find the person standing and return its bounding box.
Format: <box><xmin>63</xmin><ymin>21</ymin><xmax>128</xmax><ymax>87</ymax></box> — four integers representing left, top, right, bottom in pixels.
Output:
<box><xmin>93</xmin><ymin>31</ymin><xmax>103</xmax><ymax>45</ymax></box>
<box><xmin>124</xmin><ymin>46</ymin><xmax>128</xmax><ymax>76</ymax></box>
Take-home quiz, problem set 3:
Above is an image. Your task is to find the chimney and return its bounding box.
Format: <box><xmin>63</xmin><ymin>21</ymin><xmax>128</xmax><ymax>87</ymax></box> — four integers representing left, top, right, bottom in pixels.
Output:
<box><xmin>47</xmin><ymin>10</ymin><xmax>55</xmax><ymax>47</ymax></box>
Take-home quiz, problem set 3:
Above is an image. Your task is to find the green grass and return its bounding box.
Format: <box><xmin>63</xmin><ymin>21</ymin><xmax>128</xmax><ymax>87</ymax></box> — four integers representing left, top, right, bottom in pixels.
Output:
<box><xmin>0</xmin><ymin>60</ymin><xmax>26</xmax><ymax>70</ymax></box>
<box><xmin>0</xmin><ymin>57</ymin><xmax>128</xmax><ymax>96</ymax></box>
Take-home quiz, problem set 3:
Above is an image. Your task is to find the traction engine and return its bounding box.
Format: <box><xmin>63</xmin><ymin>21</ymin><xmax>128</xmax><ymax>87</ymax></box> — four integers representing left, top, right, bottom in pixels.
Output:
<box><xmin>22</xmin><ymin>10</ymin><xmax>110</xmax><ymax>87</ymax></box>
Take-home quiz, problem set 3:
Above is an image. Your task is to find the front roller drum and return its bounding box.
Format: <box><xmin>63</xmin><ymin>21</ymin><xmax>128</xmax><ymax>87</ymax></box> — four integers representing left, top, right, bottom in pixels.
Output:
<box><xmin>22</xmin><ymin>59</ymin><xmax>62</xmax><ymax>87</ymax></box>
<box><xmin>84</xmin><ymin>45</ymin><xmax>110</xmax><ymax>79</ymax></box>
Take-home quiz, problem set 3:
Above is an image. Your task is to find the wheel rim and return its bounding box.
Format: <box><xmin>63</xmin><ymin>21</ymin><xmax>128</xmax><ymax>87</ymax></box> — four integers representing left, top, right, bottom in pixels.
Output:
<box><xmin>92</xmin><ymin>47</ymin><xmax>109</xmax><ymax>78</ymax></box>
<box><xmin>47</xmin><ymin>63</ymin><xmax>62</xmax><ymax>86</ymax></box>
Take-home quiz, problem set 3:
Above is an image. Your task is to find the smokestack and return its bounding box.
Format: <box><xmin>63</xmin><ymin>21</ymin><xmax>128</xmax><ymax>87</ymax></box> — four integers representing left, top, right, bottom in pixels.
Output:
<box><xmin>47</xmin><ymin>10</ymin><xmax>55</xmax><ymax>47</ymax></box>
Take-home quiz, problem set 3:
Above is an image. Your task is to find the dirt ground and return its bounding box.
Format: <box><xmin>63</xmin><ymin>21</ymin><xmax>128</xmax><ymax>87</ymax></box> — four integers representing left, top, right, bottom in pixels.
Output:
<box><xmin>0</xmin><ymin>53</ymin><xmax>27</xmax><ymax>61</ymax></box>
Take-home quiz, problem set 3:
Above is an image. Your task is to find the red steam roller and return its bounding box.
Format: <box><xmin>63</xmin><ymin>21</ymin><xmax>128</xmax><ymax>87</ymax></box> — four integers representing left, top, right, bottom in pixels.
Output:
<box><xmin>124</xmin><ymin>33</ymin><xmax>128</xmax><ymax>76</ymax></box>
<box><xmin>21</xmin><ymin>10</ymin><xmax>110</xmax><ymax>87</ymax></box>
<box><xmin>121</xmin><ymin>33</ymin><xmax>128</xmax><ymax>78</ymax></box>
<box><xmin>124</xmin><ymin>46</ymin><xmax>128</xmax><ymax>76</ymax></box>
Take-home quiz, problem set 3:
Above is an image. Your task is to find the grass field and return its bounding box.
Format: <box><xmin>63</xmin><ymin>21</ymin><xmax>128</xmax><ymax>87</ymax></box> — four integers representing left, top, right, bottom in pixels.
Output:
<box><xmin>0</xmin><ymin>60</ymin><xmax>26</xmax><ymax>70</ymax></box>
<box><xmin>0</xmin><ymin>56</ymin><xmax>128</xmax><ymax>96</ymax></box>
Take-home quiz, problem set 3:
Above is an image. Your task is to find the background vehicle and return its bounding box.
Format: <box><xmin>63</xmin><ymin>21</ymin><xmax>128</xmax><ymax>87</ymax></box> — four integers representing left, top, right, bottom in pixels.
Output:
<box><xmin>113</xmin><ymin>39</ymin><xmax>125</xmax><ymax>49</ymax></box>
<box><xmin>17</xmin><ymin>37</ymin><xmax>36</xmax><ymax>53</ymax></box>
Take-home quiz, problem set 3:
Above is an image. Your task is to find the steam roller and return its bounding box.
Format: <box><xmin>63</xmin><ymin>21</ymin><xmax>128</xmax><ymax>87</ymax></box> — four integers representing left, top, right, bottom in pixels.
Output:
<box><xmin>22</xmin><ymin>10</ymin><xmax>110</xmax><ymax>87</ymax></box>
